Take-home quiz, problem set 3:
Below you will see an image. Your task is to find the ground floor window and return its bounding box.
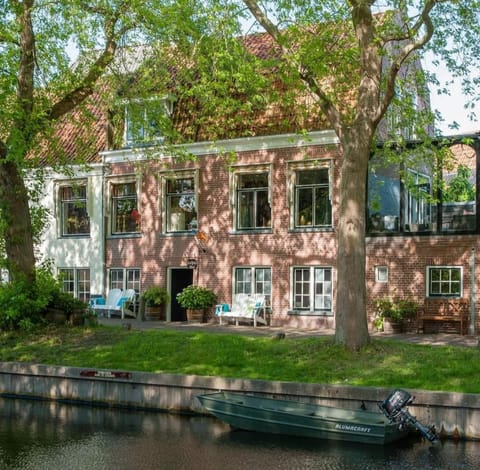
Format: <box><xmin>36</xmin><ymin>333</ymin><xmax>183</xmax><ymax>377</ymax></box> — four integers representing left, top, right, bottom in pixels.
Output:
<box><xmin>58</xmin><ymin>268</ymin><xmax>90</xmax><ymax>302</ymax></box>
<box><xmin>292</xmin><ymin>266</ymin><xmax>332</xmax><ymax>313</ymax></box>
<box><xmin>427</xmin><ymin>266</ymin><xmax>462</xmax><ymax>297</ymax></box>
<box><xmin>109</xmin><ymin>268</ymin><xmax>141</xmax><ymax>294</ymax></box>
<box><xmin>234</xmin><ymin>266</ymin><xmax>271</xmax><ymax>305</ymax></box>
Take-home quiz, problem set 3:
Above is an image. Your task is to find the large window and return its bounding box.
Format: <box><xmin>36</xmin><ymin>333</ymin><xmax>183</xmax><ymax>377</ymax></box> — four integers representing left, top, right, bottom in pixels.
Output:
<box><xmin>109</xmin><ymin>268</ymin><xmax>141</xmax><ymax>294</ymax></box>
<box><xmin>111</xmin><ymin>182</ymin><xmax>140</xmax><ymax>235</ymax></box>
<box><xmin>236</xmin><ymin>173</ymin><xmax>271</xmax><ymax>230</ymax></box>
<box><xmin>234</xmin><ymin>267</ymin><xmax>271</xmax><ymax>305</ymax></box>
<box><xmin>165</xmin><ymin>176</ymin><xmax>197</xmax><ymax>232</ymax></box>
<box><xmin>295</xmin><ymin>169</ymin><xmax>331</xmax><ymax>228</ymax></box>
<box><xmin>292</xmin><ymin>266</ymin><xmax>332</xmax><ymax>313</ymax></box>
<box><xmin>404</xmin><ymin>169</ymin><xmax>431</xmax><ymax>230</ymax></box>
<box><xmin>427</xmin><ymin>267</ymin><xmax>462</xmax><ymax>297</ymax></box>
<box><xmin>367</xmin><ymin>160</ymin><xmax>400</xmax><ymax>232</ymax></box>
<box><xmin>58</xmin><ymin>268</ymin><xmax>90</xmax><ymax>302</ymax></box>
<box><xmin>367</xmin><ymin>143</ymin><xmax>477</xmax><ymax>235</ymax></box>
<box><xmin>287</xmin><ymin>161</ymin><xmax>332</xmax><ymax>230</ymax></box>
<box><xmin>59</xmin><ymin>184</ymin><xmax>90</xmax><ymax>236</ymax></box>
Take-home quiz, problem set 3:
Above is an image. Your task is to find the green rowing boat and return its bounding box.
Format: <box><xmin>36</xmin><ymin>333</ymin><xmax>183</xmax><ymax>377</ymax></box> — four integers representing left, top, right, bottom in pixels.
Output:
<box><xmin>197</xmin><ymin>389</ymin><xmax>438</xmax><ymax>445</ymax></box>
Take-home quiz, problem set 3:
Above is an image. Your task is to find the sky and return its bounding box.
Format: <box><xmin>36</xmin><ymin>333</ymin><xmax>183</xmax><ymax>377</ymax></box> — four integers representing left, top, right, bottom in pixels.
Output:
<box><xmin>425</xmin><ymin>58</ymin><xmax>479</xmax><ymax>137</ymax></box>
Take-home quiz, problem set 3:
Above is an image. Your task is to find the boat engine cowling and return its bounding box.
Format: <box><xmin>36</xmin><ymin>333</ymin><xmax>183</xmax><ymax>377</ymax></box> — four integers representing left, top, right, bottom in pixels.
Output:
<box><xmin>380</xmin><ymin>389</ymin><xmax>413</xmax><ymax>420</ymax></box>
<box><xmin>379</xmin><ymin>389</ymin><xmax>438</xmax><ymax>443</ymax></box>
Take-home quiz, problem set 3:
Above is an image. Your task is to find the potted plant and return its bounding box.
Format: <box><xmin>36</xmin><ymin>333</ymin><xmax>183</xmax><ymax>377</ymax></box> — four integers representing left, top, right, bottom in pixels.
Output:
<box><xmin>142</xmin><ymin>286</ymin><xmax>170</xmax><ymax>321</ymax></box>
<box><xmin>373</xmin><ymin>297</ymin><xmax>419</xmax><ymax>333</ymax></box>
<box><xmin>176</xmin><ymin>285</ymin><xmax>217</xmax><ymax>322</ymax></box>
<box><xmin>46</xmin><ymin>290</ymin><xmax>87</xmax><ymax>326</ymax></box>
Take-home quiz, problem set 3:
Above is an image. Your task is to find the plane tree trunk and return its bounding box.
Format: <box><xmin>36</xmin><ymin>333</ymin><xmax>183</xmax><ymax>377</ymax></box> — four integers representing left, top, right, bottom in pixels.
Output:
<box><xmin>0</xmin><ymin>157</ymin><xmax>36</xmax><ymax>285</ymax></box>
<box><xmin>334</xmin><ymin>125</ymin><xmax>373</xmax><ymax>350</ymax></box>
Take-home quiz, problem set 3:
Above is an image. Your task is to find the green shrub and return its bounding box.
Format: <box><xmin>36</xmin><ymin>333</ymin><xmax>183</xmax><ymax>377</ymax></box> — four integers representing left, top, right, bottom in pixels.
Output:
<box><xmin>142</xmin><ymin>286</ymin><xmax>170</xmax><ymax>306</ymax></box>
<box><xmin>0</xmin><ymin>278</ymin><xmax>44</xmax><ymax>330</ymax></box>
<box><xmin>0</xmin><ymin>267</ymin><xmax>86</xmax><ymax>331</ymax></box>
<box><xmin>373</xmin><ymin>297</ymin><xmax>419</xmax><ymax>323</ymax></box>
<box><xmin>176</xmin><ymin>285</ymin><xmax>217</xmax><ymax>309</ymax></box>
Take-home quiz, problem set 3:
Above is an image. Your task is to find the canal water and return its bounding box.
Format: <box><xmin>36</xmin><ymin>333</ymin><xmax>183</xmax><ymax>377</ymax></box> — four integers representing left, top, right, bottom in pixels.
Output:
<box><xmin>1</xmin><ymin>397</ymin><xmax>479</xmax><ymax>469</ymax></box>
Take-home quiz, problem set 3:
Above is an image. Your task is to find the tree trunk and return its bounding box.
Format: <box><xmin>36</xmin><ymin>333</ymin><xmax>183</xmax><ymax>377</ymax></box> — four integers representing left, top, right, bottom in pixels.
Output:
<box><xmin>0</xmin><ymin>159</ymin><xmax>36</xmax><ymax>284</ymax></box>
<box><xmin>334</xmin><ymin>129</ymin><xmax>371</xmax><ymax>350</ymax></box>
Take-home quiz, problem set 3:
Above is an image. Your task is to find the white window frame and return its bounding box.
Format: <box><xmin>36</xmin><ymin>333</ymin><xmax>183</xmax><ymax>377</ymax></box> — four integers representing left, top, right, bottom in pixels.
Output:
<box><xmin>375</xmin><ymin>266</ymin><xmax>389</xmax><ymax>283</ymax></box>
<box><xmin>159</xmin><ymin>169</ymin><xmax>199</xmax><ymax>234</ymax></box>
<box><xmin>426</xmin><ymin>266</ymin><xmax>463</xmax><ymax>298</ymax></box>
<box><xmin>58</xmin><ymin>267</ymin><xmax>91</xmax><ymax>302</ymax></box>
<box><xmin>291</xmin><ymin>266</ymin><xmax>333</xmax><ymax>314</ymax></box>
<box><xmin>229</xmin><ymin>164</ymin><xmax>272</xmax><ymax>232</ymax></box>
<box><xmin>286</xmin><ymin>160</ymin><xmax>332</xmax><ymax>230</ymax></box>
<box><xmin>106</xmin><ymin>175</ymin><xmax>142</xmax><ymax>236</ymax></box>
<box><xmin>59</xmin><ymin>183</ymin><xmax>90</xmax><ymax>237</ymax></box>
<box><xmin>123</xmin><ymin>95</ymin><xmax>175</xmax><ymax>147</ymax></box>
<box><xmin>233</xmin><ymin>266</ymin><xmax>272</xmax><ymax>305</ymax></box>
<box><xmin>404</xmin><ymin>169</ymin><xmax>431</xmax><ymax>228</ymax></box>
<box><xmin>109</xmin><ymin>268</ymin><xmax>141</xmax><ymax>295</ymax></box>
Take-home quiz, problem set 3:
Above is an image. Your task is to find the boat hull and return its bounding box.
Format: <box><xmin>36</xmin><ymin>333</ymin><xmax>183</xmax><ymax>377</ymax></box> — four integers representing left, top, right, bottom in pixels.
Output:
<box><xmin>197</xmin><ymin>391</ymin><xmax>408</xmax><ymax>445</ymax></box>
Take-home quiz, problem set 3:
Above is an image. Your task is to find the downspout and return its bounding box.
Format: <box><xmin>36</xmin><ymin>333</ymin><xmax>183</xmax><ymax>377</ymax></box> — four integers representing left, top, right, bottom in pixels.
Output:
<box><xmin>470</xmin><ymin>247</ymin><xmax>476</xmax><ymax>336</ymax></box>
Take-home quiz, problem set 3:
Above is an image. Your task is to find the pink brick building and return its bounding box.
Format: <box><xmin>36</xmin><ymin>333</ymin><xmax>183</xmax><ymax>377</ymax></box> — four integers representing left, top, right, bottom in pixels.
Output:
<box><xmin>36</xmin><ymin>33</ymin><xmax>480</xmax><ymax>333</ymax></box>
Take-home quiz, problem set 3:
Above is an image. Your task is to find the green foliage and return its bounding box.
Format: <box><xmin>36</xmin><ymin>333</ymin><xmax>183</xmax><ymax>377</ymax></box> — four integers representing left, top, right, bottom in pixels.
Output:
<box><xmin>373</xmin><ymin>297</ymin><xmax>419</xmax><ymax>323</ymax></box>
<box><xmin>176</xmin><ymin>285</ymin><xmax>217</xmax><ymax>309</ymax></box>
<box><xmin>0</xmin><ymin>267</ymin><xmax>57</xmax><ymax>330</ymax></box>
<box><xmin>443</xmin><ymin>165</ymin><xmax>476</xmax><ymax>202</ymax></box>
<box><xmin>142</xmin><ymin>286</ymin><xmax>170</xmax><ymax>306</ymax></box>
<box><xmin>0</xmin><ymin>266</ymin><xmax>86</xmax><ymax>330</ymax></box>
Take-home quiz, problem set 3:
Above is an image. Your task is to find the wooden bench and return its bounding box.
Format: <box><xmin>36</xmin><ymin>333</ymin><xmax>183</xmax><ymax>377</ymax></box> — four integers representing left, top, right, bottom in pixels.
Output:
<box><xmin>417</xmin><ymin>298</ymin><xmax>469</xmax><ymax>335</ymax></box>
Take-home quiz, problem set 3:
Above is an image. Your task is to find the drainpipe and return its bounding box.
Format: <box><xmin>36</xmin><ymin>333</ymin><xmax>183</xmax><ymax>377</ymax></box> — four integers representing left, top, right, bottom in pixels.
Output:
<box><xmin>470</xmin><ymin>247</ymin><xmax>476</xmax><ymax>336</ymax></box>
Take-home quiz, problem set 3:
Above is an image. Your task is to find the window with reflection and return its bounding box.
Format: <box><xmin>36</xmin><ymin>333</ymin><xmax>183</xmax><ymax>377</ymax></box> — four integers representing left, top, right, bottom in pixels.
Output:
<box><xmin>111</xmin><ymin>182</ymin><xmax>140</xmax><ymax>234</ymax></box>
<box><xmin>367</xmin><ymin>157</ymin><xmax>401</xmax><ymax>233</ymax></box>
<box><xmin>292</xmin><ymin>266</ymin><xmax>332</xmax><ymax>314</ymax></box>
<box><xmin>404</xmin><ymin>169</ymin><xmax>431</xmax><ymax>231</ymax></box>
<box><xmin>427</xmin><ymin>267</ymin><xmax>462</xmax><ymax>297</ymax></box>
<box><xmin>295</xmin><ymin>169</ymin><xmax>331</xmax><ymax>228</ymax></box>
<box><xmin>124</xmin><ymin>96</ymin><xmax>174</xmax><ymax>147</ymax></box>
<box><xmin>368</xmin><ymin>143</ymin><xmax>477</xmax><ymax>235</ymax></box>
<box><xmin>234</xmin><ymin>266</ymin><xmax>272</xmax><ymax>306</ymax></box>
<box><xmin>60</xmin><ymin>184</ymin><xmax>90</xmax><ymax>236</ymax></box>
<box><xmin>236</xmin><ymin>173</ymin><xmax>271</xmax><ymax>230</ymax></box>
<box><xmin>166</xmin><ymin>177</ymin><xmax>197</xmax><ymax>232</ymax></box>
<box><xmin>58</xmin><ymin>268</ymin><xmax>90</xmax><ymax>302</ymax></box>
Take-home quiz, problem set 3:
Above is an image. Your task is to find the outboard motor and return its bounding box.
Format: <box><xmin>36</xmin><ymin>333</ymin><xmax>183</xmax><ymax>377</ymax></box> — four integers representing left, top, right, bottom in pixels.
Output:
<box><xmin>380</xmin><ymin>389</ymin><xmax>438</xmax><ymax>442</ymax></box>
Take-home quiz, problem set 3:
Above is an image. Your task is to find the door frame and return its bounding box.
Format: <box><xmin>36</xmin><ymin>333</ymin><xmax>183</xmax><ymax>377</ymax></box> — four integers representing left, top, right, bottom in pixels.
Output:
<box><xmin>166</xmin><ymin>266</ymin><xmax>194</xmax><ymax>321</ymax></box>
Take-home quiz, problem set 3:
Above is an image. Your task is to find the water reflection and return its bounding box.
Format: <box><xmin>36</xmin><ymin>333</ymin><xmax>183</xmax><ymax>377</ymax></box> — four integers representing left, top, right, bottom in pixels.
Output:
<box><xmin>1</xmin><ymin>397</ymin><xmax>479</xmax><ymax>469</ymax></box>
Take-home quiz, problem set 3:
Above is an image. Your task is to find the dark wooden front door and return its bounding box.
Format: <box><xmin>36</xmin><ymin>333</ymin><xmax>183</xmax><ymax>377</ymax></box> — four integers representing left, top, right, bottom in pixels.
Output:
<box><xmin>170</xmin><ymin>269</ymin><xmax>193</xmax><ymax>321</ymax></box>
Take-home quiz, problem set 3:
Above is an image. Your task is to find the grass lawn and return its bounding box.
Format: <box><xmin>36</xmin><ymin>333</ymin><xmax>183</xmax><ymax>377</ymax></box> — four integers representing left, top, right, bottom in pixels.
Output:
<box><xmin>1</xmin><ymin>325</ymin><xmax>479</xmax><ymax>394</ymax></box>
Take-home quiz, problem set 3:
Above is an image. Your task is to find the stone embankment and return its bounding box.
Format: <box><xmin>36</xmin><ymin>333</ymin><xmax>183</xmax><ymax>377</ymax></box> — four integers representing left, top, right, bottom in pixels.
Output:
<box><xmin>0</xmin><ymin>362</ymin><xmax>479</xmax><ymax>440</ymax></box>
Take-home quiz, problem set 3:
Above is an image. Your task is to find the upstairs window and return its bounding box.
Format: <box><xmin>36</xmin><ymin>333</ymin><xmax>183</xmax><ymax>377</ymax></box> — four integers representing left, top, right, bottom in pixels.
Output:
<box><xmin>293</xmin><ymin>167</ymin><xmax>331</xmax><ymax>229</ymax></box>
<box><xmin>60</xmin><ymin>184</ymin><xmax>90</xmax><ymax>236</ymax></box>
<box><xmin>160</xmin><ymin>171</ymin><xmax>198</xmax><ymax>233</ymax></box>
<box><xmin>404</xmin><ymin>169</ymin><xmax>431</xmax><ymax>230</ymax></box>
<box><xmin>236</xmin><ymin>173</ymin><xmax>271</xmax><ymax>230</ymax></box>
<box><xmin>124</xmin><ymin>96</ymin><xmax>174</xmax><ymax>147</ymax></box>
<box><xmin>229</xmin><ymin>165</ymin><xmax>272</xmax><ymax>232</ymax></box>
<box><xmin>111</xmin><ymin>182</ymin><xmax>140</xmax><ymax>235</ymax></box>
